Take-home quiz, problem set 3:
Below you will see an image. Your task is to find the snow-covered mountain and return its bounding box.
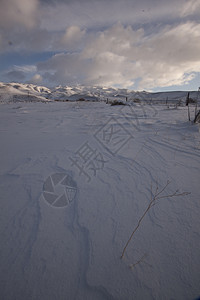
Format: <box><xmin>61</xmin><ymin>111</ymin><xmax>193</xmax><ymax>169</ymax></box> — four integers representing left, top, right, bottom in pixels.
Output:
<box><xmin>0</xmin><ymin>81</ymin><xmax>199</xmax><ymax>104</ymax></box>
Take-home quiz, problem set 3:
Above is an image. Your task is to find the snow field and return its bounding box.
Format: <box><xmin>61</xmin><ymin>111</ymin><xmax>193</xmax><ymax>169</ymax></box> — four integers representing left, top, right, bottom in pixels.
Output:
<box><xmin>0</xmin><ymin>100</ymin><xmax>200</xmax><ymax>299</ymax></box>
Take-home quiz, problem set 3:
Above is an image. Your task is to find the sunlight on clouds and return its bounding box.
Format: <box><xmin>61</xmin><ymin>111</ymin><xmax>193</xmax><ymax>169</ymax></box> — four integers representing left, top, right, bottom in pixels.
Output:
<box><xmin>136</xmin><ymin>22</ymin><xmax>200</xmax><ymax>66</ymax></box>
<box><xmin>138</xmin><ymin>65</ymin><xmax>199</xmax><ymax>89</ymax></box>
<box><xmin>61</xmin><ymin>26</ymin><xmax>86</xmax><ymax>48</ymax></box>
<box><xmin>1</xmin><ymin>0</ymin><xmax>200</xmax><ymax>90</ymax></box>
<box><xmin>30</xmin><ymin>74</ymin><xmax>43</xmax><ymax>84</ymax></box>
<box><xmin>57</xmin><ymin>22</ymin><xmax>200</xmax><ymax>89</ymax></box>
<box><xmin>82</xmin><ymin>23</ymin><xmax>144</xmax><ymax>59</ymax></box>
<box><xmin>36</xmin><ymin>21</ymin><xmax>200</xmax><ymax>89</ymax></box>
<box><xmin>85</xmin><ymin>51</ymin><xmax>134</xmax><ymax>88</ymax></box>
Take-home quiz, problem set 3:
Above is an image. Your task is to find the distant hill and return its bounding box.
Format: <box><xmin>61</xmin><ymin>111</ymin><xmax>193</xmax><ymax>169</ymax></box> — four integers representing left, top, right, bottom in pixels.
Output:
<box><xmin>0</xmin><ymin>82</ymin><xmax>199</xmax><ymax>104</ymax></box>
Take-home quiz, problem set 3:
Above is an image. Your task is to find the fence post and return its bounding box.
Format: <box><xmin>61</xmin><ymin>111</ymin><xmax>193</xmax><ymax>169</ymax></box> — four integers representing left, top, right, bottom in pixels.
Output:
<box><xmin>188</xmin><ymin>104</ymin><xmax>191</xmax><ymax>121</ymax></box>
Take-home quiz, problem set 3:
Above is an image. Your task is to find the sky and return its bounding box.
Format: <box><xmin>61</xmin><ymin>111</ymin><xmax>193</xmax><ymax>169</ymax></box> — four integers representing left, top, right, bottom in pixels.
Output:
<box><xmin>0</xmin><ymin>0</ymin><xmax>200</xmax><ymax>91</ymax></box>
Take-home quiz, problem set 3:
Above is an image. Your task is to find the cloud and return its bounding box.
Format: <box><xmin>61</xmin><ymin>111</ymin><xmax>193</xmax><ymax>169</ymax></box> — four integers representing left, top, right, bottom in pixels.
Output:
<box><xmin>14</xmin><ymin>65</ymin><xmax>37</xmax><ymax>73</ymax></box>
<box><xmin>39</xmin><ymin>0</ymin><xmax>198</xmax><ymax>32</ymax></box>
<box><xmin>181</xmin><ymin>0</ymin><xmax>200</xmax><ymax>17</ymax></box>
<box><xmin>0</xmin><ymin>23</ymin><xmax>83</xmax><ymax>53</ymax></box>
<box><xmin>61</xmin><ymin>26</ymin><xmax>86</xmax><ymax>48</ymax></box>
<box><xmin>1</xmin><ymin>0</ymin><xmax>200</xmax><ymax>89</ymax></box>
<box><xmin>0</xmin><ymin>0</ymin><xmax>39</xmax><ymax>29</ymax></box>
<box><xmin>37</xmin><ymin>52</ymin><xmax>88</xmax><ymax>85</ymax></box>
<box><xmin>5</xmin><ymin>70</ymin><xmax>26</xmax><ymax>82</ymax></box>
<box><xmin>36</xmin><ymin>22</ymin><xmax>200</xmax><ymax>89</ymax></box>
<box><xmin>84</xmin><ymin>51</ymin><xmax>134</xmax><ymax>87</ymax></box>
<box><xmin>1</xmin><ymin>0</ymin><xmax>199</xmax><ymax>54</ymax></box>
<box><xmin>2</xmin><ymin>65</ymin><xmax>37</xmax><ymax>83</ymax></box>
<box><xmin>0</xmin><ymin>0</ymin><xmax>40</xmax><ymax>53</ymax></box>
<box><xmin>82</xmin><ymin>23</ymin><xmax>144</xmax><ymax>59</ymax></box>
<box><xmin>29</xmin><ymin>74</ymin><xmax>43</xmax><ymax>84</ymax></box>
<box><xmin>135</xmin><ymin>22</ymin><xmax>200</xmax><ymax>88</ymax></box>
<box><xmin>2</xmin><ymin>65</ymin><xmax>43</xmax><ymax>85</ymax></box>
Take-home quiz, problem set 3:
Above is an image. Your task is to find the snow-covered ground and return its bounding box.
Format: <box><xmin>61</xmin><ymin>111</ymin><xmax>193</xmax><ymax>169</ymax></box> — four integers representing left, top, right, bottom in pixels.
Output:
<box><xmin>0</xmin><ymin>86</ymin><xmax>200</xmax><ymax>299</ymax></box>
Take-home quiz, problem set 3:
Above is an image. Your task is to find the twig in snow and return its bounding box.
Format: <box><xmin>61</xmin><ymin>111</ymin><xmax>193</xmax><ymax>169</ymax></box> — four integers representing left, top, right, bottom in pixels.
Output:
<box><xmin>121</xmin><ymin>181</ymin><xmax>190</xmax><ymax>259</ymax></box>
<box><xmin>129</xmin><ymin>254</ymin><xmax>147</xmax><ymax>269</ymax></box>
